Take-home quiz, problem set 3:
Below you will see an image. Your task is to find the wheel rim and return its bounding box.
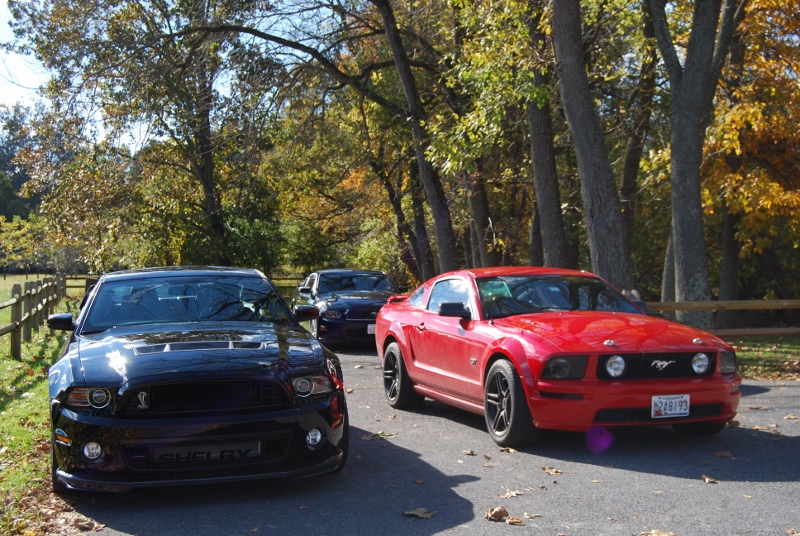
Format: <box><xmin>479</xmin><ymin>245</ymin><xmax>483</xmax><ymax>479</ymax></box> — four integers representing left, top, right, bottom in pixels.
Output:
<box><xmin>485</xmin><ymin>370</ymin><xmax>511</xmax><ymax>435</ymax></box>
<box><xmin>383</xmin><ymin>353</ymin><xmax>399</xmax><ymax>401</ymax></box>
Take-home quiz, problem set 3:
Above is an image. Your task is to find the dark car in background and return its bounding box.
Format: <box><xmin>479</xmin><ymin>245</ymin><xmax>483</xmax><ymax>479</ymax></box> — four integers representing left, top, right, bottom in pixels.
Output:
<box><xmin>46</xmin><ymin>266</ymin><xmax>348</xmax><ymax>492</ymax></box>
<box><xmin>292</xmin><ymin>269</ymin><xmax>405</xmax><ymax>348</ymax></box>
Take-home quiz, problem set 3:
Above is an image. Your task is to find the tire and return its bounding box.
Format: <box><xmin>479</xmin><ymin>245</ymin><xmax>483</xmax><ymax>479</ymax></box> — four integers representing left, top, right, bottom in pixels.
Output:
<box><xmin>672</xmin><ymin>420</ymin><xmax>728</xmax><ymax>437</ymax></box>
<box><xmin>51</xmin><ymin>439</ymin><xmax>68</xmax><ymax>494</ymax></box>
<box><xmin>383</xmin><ymin>342</ymin><xmax>423</xmax><ymax>409</ymax></box>
<box><xmin>484</xmin><ymin>360</ymin><xmax>541</xmax><ymax>448</ymax></box>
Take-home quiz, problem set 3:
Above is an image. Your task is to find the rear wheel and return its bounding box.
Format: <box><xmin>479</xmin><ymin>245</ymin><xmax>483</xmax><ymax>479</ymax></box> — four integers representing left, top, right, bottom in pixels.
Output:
<box><xmin>484</xmin><ymin>360</ymin><xmax>541</xmax><ymax>448</ymax></box>
<box><xmin>383</xmin><ymin>342</ymin><xmax>423</xmax><ymax>409</ymax></box>
<box><xmin>672</xmin><ymin>420</ymin><xmax>729</xmax><ymax>436</ymax></box>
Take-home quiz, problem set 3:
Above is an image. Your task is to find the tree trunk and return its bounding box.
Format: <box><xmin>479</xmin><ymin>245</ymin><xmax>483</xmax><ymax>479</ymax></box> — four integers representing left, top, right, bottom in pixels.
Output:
<box><xmin>410</xmin><ymin>160</ymin><xmax>436</xmax><ymax>280</ymax></box>
<box><xmin>463</xmin><ymin>159</ymin><xmax>500</xmax><ymax>267</ymax></box>
<box><xmin>650</xmin><ymin>0</ymin><xmax>747</xmax><ymax>327</ymax></box>
<box><xmin>660</xmin><ymin>230</ymin><xmax>676</xmax><ymax>319</ymax></box>
<box><xmin>551</xmin><ymin>0</ymin><xmax>634</xmax><ymax>290</ymax></box>
<box><xmin>371</xmin><ymin>0</ymin><xmax>459</xmax><ymax>273</ymax></box>
<box><xmin>529</xmin><ymin>203</ymin><xmax>544</xmax><ymax>266</ymax></box>
<box><xmin>527</xmin><ymin>4</ymin><xmax>569</xmax><ymax>268</ymax></box>
<box><xmin>620</xmin><ymin>1</ymin><xmax>658</xmax><ymax>258</ymax></box>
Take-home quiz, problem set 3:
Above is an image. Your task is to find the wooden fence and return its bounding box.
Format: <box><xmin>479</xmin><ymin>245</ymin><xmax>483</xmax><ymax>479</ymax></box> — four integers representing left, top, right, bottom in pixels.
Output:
<box><xmin>1</xmin><ymin>274</ymin><xmax>67</xmax><ymax>359</ymax></box>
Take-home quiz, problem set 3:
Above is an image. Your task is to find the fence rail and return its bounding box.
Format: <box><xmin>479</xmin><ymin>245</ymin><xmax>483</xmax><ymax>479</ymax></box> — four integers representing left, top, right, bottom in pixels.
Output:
<box><xmin>1</xmin><ymin>274</ymin><xmax>67</xmax><ymax>359</ymax></box>
<box><xmin>645</xmin><ymin>300</ymin><xmax>800</xmax><ymax>338</ymax></box>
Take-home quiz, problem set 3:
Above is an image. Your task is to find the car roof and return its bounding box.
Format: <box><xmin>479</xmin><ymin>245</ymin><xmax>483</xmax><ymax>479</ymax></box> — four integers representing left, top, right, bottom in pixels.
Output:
<box><xmin>314</xmin><ymin>269</ymin><xmax>386</xmax><ymax>276</ymax></box>
<box><xmin>455</xmin><ymin>266</ymin><xmax>599</xmax><ymax>280</ymax></box>
<box><xmin>99</xmin><ymin>266</ymin><xmax>265</xmax><ymax>283</ymax></box>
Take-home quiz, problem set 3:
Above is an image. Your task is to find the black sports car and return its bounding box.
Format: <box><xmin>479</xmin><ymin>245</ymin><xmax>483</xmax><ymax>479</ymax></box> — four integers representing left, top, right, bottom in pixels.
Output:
<box><xmin>292</xmin><ymin>269</ymin><xmax>405</xmax><ymax>347</ymax></box>
<box><xmin>46</xmin><ymin>266</ymin><xmax>348</xmax><ymax>492</ymax></box>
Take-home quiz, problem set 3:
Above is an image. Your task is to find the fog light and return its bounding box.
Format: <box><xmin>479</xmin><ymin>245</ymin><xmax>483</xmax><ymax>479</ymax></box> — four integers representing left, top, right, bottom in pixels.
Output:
<box><xmin>548</xmin><ymin>358</ymin><xmax>571</xmax><ymax>379</ymax></box>
<box><xmin>83</xmin><ymin>442</ymin><xmax>103</xmax><ymax>460</ymax></box>
<box><xmin>605</xmin><ymin>355</ymin><xmax>626</xmax><ymax>378</ymax></box>
<box><xmin>692</xmin><ymin>353</ymin><xmax>710</xmax><ymax>374</ymax></box>
<box><xmin>306</xmin><ymin>428</ymin><xmax>324</xmax><ymax>447</ymax></box>
<box><xmin>90</xmin><ymin>389</ymin><xmax>110</xmax><ymax>408</ymax></box>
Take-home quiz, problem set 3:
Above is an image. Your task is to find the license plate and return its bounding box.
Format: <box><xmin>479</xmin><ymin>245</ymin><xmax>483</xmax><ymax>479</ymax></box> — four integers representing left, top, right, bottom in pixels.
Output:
<box><xmin>651</xmin><ymin>394</ymin><xmax>690</xmax><ymax>418</ymax></box>
<box><xmin>367</xmin><ymin>323</ymin><xmax>376</xmax><ymax>335</ymax></box>
<box><xmin>153</xmin><ymin>441</ymin><xmax>261</xmax><ymax>464</ymax></box>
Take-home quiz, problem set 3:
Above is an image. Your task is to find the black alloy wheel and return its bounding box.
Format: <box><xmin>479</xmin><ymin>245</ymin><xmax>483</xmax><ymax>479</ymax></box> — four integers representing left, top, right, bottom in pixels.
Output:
<box><xmin>484</xmin><ymin>360</ymin><xmax>541</xmax><ymax>447</ymax></box>
<box><xmin>383</xmin><ymin>342</ymin><xmax>423</xmax><ymax>409</ymax></box>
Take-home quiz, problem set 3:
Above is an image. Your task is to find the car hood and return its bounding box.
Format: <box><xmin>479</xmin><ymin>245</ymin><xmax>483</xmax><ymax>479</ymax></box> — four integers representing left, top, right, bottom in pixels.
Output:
<box><xmin>69</xmin><ymin>322</ymin><xmax>327</xmax><ymax>386</ymax></box>
<box><xmin>317</xmin><ymin>290</ymin><xmax>394</xmax><ymax>306</ymax></box>
<box><xmin>494</xmin><ymin>311</ymin><xmax>728</xmax><ymax>353</ymax></box>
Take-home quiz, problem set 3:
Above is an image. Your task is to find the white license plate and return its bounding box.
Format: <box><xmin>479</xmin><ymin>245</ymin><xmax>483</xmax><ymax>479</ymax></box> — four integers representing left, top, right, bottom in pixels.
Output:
<box><xmin>367</xmin><ymin>323</ymin><xmax>376</xmax><ymax>335</ymax></box>
<box><xmin>651</xmin><ymin>394</ymin><xmax>690</xmax><ymax>418</ymax></box>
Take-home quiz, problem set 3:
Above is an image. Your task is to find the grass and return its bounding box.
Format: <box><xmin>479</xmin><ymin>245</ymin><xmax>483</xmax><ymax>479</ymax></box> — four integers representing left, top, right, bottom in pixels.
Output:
<box><xmin>728</xmin><ymin>335</ymin><xmax>800</xmax><ymax>380</ymax></box>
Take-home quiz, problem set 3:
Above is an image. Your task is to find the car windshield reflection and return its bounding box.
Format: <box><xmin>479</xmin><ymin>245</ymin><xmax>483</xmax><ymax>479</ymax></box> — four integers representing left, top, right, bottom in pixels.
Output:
<box><xmin>477</xmin><ymin>275</ymin><xmax>641</xmax><ymax>318</ymax></box>
<box><xmin>318</xmin><ymin>274</ymin><xmax>396</xmax><ymax>294</ymax></box>
<box><xmin>82</xmin><ymin>276</ymin><xmax>293</xmax><ymax>332</ymax></box>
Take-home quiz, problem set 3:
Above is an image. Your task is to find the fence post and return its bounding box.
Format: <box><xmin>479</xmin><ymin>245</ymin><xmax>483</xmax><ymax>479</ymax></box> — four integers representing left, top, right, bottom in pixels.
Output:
<box><xmin>10</xmin><ymin>284</ymin><xmax>21</xmax><ymax>359</ymax></box>
<box><xmin>22</xmin><ymin>281</ymin><xmax>32</xmax><ymax>342</ymax></box>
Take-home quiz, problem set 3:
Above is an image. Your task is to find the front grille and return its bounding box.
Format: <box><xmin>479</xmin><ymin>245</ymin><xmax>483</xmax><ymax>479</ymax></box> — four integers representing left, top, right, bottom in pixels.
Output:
<box><xmin>121</xmin><ymin>380</ymin><xmax>290</xmax><ymax>417</ymax></box>
<box><xmin>596</xmin><ymin>352</ymin><xmax>715</xmax><ymax>380</ymax></box>
<box><xmin>594</xmin><ymin>403</ymin><xmax>723</xmax><ymax>423</ymax></box>
<box><xmin>345</xmin><ymin>309</ymin><xmax>381</xmax><ymax>321</ymax></box>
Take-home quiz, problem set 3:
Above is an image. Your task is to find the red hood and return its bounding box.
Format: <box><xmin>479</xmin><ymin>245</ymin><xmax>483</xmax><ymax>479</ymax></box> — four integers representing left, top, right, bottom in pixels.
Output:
<box><xmin>493</xmin><ymin>312</ymin><xmax>728</xmax><ymax>354</ymax></box>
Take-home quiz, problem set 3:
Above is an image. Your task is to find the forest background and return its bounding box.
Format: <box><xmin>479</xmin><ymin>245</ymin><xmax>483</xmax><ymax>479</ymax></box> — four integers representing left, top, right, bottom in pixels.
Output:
<box><xmin>0</xmin><ymin>0</ymin><xmax>798</xmax><ymax>330</ymax></box>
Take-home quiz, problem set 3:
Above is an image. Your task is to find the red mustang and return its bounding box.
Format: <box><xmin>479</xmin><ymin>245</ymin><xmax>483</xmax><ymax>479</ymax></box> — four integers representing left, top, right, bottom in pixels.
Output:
<box><xmin>375</xmin><ymin>267</ymin><xmax>741</xmax><ymax>447</ymax></box>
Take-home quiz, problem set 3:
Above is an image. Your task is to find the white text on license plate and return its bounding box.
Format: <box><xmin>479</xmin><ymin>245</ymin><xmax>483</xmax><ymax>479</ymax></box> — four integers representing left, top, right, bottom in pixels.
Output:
<box><xmin>651</xmin><ymin>394</ymin><xmax>690</xmax><ymax>418</ymax></box>
<box><xmin>367</xmin><ymin>323</ymin><xmax>376</xmax><ymax>335</ymax></box>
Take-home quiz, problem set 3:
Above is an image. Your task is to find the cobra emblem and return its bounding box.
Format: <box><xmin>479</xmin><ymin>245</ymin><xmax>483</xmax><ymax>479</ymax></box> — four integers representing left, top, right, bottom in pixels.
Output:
<box><xmin>651</xmin><ymin>360</ymin><xmax>675</xmax><ymax>371</ymax></box>
<box><xmin>137</xmin><ymin>391</ymin><xmax>149</xmax><ymax>409</ymax></box>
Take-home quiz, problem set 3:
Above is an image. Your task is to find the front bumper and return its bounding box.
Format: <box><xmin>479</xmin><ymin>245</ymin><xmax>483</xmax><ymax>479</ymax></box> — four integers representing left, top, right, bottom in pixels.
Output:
<box><xmin>318</xmin><ymin>318</ymin><xmax>376</xmax><ymax>345</ymax></box>
<box><xmin>527</xmin><ymin>375</ymin><xmax>741</xmax><ymax>432</ymax></box>
<box><xmin>53</xmin><ymin>399</ymin><xmax>346</xmax><ymax>492</ymax></box>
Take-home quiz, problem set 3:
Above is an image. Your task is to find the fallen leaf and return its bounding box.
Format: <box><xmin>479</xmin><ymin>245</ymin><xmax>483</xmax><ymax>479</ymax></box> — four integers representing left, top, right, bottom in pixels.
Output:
<box><xmin>360</xmin><ymin>431</ymin><xmax>397</xmax><ymax>441</ymax></box>
<box><xmin>463</xmin><ymin>449</ymin><xmax>476</xmax><ymax>456</ymax></box>
<box><xmin>641</xmin><ymin>531</ymin><xmax>676</xmax><ymax>536</ymax></box>
<box><xmin>299</xmin><ymin>505</ymin><xmax>309</xmax><ymax>510</ymax></box>
<box><xmin>499</xmin><ymin>489</ymin><xmax>523</xmax><ymax>498</ymax></box>
<box><xmin>483</xmin><ymin>453</ymin><xmax>491</xmax><ymax>460</ymax></box>
<box><xmin>728</xmin><ymin>420</ymin><xmax>740</xmax><ymax>428</ymax></box>
<box><xmin>402</xmin><ymin>508</ymin><xmax>435</xmax><ymax>519</ymax></box>
<box><xmin>713</xmin><ymin>451</ymin><xmax>733</xmax><ymax>458</ymax></box>
<box><xmin>784</xmin><ymin>414</ymin><xmax>797</xmax><ymax>420</ymax></box>
<box><xmin>743</xmin><ymin>495</ymin><xmax>752</xmax><ymax>499</ymax></box>
<box><xmin>484</xmin><ymin>506</ymin><xmax>509</xmax><ymax>521</ymax></box>
<box><xmin>505</xmin><ymin>516</ymin><xmax>524</xmax><ymax>525</ymax></box>
<box><xmin>374</xmin><ymin>365</ymin><xmax>382</xmax><ymax>369</ymax></box>
<box><xmin>787</xmin><ymin>529</ymin><xmax>798</xmax><ymax>535</ymax></box>
<box><xmin>523</xmin><ymin>512</ymin><xmax>542</xmax><ymax>519</ymax></box>
<box><xmin>539</xmin><ymin>485</ymin><xmax>547</xmax><ymax>490</ymax></box>
<box><xmin>590</xmin><ymin>479</ymin><xmax>603</xmax><ymax>483</ymax></box>
<box><xmin>354</xmin><ymin>365</ymin><xmax>363</xmax><ymax>369</ymax></box>
<box><xmin>391</xmin><ymin>414</ymin><xmax>397</xmax><ymax>420</ymax></box>
<box><xmin>250</xmin><ymin>529</ymin><xmax>259</xmax><ymax>533</ymax></box>
<box><xmin>345</xmin><ymin>388</ymin><xmax>354</xmax><ymax>394</ymax></box>
<box><xmin>748</xmin><ymin>406</ymin><xmax>767</xmax><ymax>410</ymax></box>
<box><xmin>541</xmin><ymin>466</ymin><xmax>563</xmax><ymax>475</ymax></box>
<box><xmin>499</xmin><ymin>447</ymin><xmax>517</xmax><ymax>453</ymax></box>
<box><xmin>701</xmin><ymin>475</ymin><xmax>718</xmax><ymax>484</ymax></box>
<box><xmin>414</xmin><ymin>479</ymin><xmax>424</xmax><ymax>484</ymax></box>
<box><xmin>355</xmin><ymin>455</ymin><xmax>363</xmax><ymax>460</ymax></box>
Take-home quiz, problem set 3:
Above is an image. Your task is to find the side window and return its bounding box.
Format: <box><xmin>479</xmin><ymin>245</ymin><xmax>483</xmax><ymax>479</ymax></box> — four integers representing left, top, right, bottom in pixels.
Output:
<box><xmin>406</xmin><ymin>285</ymin><xmax>426</xmax><ymax>308</ymax></box>
<box><xmin>427</xmin><ymin>279</ymin><xmax>470</xmax><ymax>314</ymax></box>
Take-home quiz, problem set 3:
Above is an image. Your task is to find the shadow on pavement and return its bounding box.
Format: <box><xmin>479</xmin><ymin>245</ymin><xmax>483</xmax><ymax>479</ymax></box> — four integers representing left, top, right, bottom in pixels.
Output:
<box><xmin>65</xmin><ymin>426</ymin><xmax>478</xmax><ymax>535</ymax></box>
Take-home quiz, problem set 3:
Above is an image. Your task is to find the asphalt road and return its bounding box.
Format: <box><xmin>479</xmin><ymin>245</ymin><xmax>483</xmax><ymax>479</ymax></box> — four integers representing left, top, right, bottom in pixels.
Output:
<box><xmin>70</xmin><ymin>348</ymin><xmax>800</xmax><ymax>536</ymax></box>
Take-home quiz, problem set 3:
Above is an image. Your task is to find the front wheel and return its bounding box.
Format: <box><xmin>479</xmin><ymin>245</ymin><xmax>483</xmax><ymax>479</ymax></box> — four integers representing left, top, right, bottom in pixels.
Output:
<box><xmin>672</xmin><ymin>420</ymin><xmax>729</xmax><ymax>436</ymax></box>
<box><xmin>383</xmin><ymin>342</ymin><xmax>423</xmax><ymax>409</ymax></box>
<box><xmin>484</xmin><ymin>360</ymin><xmax>541</xmax><ymax>448</ymax></box>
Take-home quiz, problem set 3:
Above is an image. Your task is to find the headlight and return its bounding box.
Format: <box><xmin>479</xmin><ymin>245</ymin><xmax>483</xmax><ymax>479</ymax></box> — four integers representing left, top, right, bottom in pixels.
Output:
<box><xmin>323</xmin><ymin>309</ymin><xmax>343</xmax><ymax>319</ymax></box>
<box><xmin>541</xmin><ymin>355</ymin><xmax>588</xmax><ymax>380</ymax></box>
<box><xmin>692</xmin><ymin>352</ymin><xmax>710</xmax><ymax>374</ymax></box>
<box><xmin>292</xmin><ymin>376</ymin><xmax>333</xmax><ymax>397</ymax></box>
<box><xmin>720</xmin><ymin>351</ymin><xmax>737</xmax><ymax>374</ymax></box>
<box><xmin>66</xmin><ymin>388</ymin><xmax>112</xmax><ymax>409</ymax></box>
<box><xmin>605</xmin><ymin>355</ymin><xmax>626</xmax><ymax>378</ymax></box>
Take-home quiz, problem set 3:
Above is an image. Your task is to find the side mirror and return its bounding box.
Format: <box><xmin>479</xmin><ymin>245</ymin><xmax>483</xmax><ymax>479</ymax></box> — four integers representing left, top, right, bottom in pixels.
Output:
<box><xmin>47</xmin><ymin>313</ymin><xmax>76</xmax><ymax>331</ymax></box>
<box><xmin>293</xmin><ymin>304</ymin><xmax>320</xmax><ymax>323</ymax></box>
<box><xmin>438</xmin><ymin>302</ymin><xmax>471</xmax><ymax>320</ymax></box>
<box><xmin>297</xmin><ymin>286</ymin><xmax>312</xmax><ymax>295</ymax></box>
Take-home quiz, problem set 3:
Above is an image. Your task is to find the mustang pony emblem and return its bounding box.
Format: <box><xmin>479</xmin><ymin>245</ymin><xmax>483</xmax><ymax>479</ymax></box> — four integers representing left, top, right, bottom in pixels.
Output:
<box><xmin>651</xmin><ymin>360</ymin><xmax>675</xmax><ymax>371</ymax></box>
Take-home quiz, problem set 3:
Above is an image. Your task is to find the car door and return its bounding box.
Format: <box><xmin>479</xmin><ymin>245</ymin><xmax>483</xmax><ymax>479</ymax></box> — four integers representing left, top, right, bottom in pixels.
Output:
<box><xmin>408</xmin><ymin>277</ymin><xmax>484</xmax><ymax>400</ymax></box>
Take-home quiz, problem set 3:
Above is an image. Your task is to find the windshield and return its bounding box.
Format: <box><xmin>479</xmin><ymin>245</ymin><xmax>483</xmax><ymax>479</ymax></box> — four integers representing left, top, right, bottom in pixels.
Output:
<box><xmin>317</xmin><ymin>273</ymin><xmax>397</xmax><ymax>294</ymax></box>
<box><xmin>477</xmin><ymin>275</ymin><xmax>641</xmax><ymax>318</ymax></box>
<box><xmin>82</xmin><ymin>275</ymin><xmax>293</xmax><ymax>332</ymax></box>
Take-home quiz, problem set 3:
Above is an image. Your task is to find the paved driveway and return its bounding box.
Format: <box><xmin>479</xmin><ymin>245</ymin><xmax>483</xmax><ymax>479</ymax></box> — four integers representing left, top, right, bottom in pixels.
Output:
<box><xmin>70</xmin><ymin>348</ymin><xmax>800</xmax><ymax>535</ymax></box>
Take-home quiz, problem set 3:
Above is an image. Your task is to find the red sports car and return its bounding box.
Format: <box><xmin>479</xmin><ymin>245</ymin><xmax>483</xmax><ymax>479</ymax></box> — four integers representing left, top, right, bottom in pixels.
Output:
<box><xmin>375</xmin><ymin>267</ymin><xmax>741</xmax><ymax>447</ymax></box>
